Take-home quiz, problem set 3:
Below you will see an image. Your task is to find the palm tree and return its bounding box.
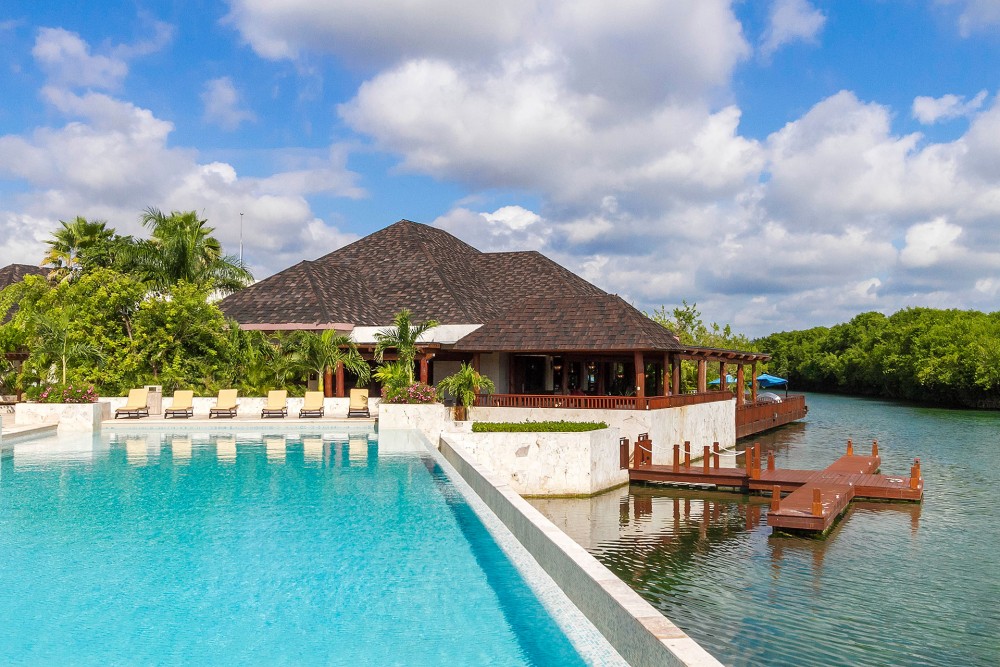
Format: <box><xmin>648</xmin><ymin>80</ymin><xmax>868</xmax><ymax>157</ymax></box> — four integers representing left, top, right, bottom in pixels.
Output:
<box><xmin>29</xmin><ymin>309</ymin><xmax>102</xmax><ymax>385</ymax></box>
<box><xmin>373</xmin><ymin>309</ymin><xmax>438</xmax><ymax>385</ymax></box>
<box><xmin>128</xmin><ymin>208</ymin><xmax>252</xmax><ymax>295</ymax></box>
<box><xmin>293</xmin><ymin>330</ymin><xmax>371</xmax><ymax>393</ymax></box>
<box><xmin>42</xmin><ymin>217</ymin><xmax>114</xmax><ymax>282</ymax></box>
<box><xmin>436</xmin><ymin>363</ymin><xmax>495</xmax><ymax>420</ymax></box>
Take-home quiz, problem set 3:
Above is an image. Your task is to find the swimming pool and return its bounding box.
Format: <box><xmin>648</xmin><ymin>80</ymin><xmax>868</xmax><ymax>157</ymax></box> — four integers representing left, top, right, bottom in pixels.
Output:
<box><xmin>0</xmin><ymin>429</ymin><xmax>601</xmax><ymax>666</ymax></box>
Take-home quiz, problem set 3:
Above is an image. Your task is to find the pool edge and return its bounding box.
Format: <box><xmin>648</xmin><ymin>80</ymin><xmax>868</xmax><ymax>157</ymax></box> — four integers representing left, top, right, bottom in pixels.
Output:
<box><xmin>438</xmin><ymin>434</ymin><xmax>725</xmax><ymax>667</ymax></box>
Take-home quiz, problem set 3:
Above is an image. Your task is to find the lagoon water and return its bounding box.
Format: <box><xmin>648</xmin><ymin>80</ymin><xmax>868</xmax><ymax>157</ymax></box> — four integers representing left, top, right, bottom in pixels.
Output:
<box><xmin>531</xmin><ymin>392</ymin><xmax>1000</xmax><ymax>666</ymax></box>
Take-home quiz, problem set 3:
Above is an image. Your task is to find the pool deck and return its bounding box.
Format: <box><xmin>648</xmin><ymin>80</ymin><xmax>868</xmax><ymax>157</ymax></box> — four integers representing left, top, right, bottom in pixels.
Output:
<box><xmin>102</xmin><ymin>414</ymin><xmax>378</xmax><ymax>430</ymax></box>
<box><xmin>628</xmin><ymin>439</ymin><xmax>923</xmax><ymax>536</ymax></box>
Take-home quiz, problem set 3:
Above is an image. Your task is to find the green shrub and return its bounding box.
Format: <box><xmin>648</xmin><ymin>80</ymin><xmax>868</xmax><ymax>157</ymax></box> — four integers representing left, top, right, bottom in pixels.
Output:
<box><xmin>472</xmin><ymin>420</ymin><xmax>608</xmax><ymax>433</ymax></box>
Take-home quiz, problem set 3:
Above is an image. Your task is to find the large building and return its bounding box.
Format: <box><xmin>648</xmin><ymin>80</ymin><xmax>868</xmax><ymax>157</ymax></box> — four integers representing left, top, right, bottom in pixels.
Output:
<box><xmin>219</xmin><ymin>219</ymin><xmax>767</xmax><ymax>400</ymax></box>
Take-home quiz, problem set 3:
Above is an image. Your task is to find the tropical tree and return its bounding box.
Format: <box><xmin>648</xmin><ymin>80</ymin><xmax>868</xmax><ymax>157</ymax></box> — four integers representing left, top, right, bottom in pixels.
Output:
<box><xmin>292</xmin><ymin>329</ymin><xmax>371</xmax><ymax>392</ymax></box>
<box><xmin>29</xmin><ymin>308</ymin><xmax>102</xmax><ymax>385</ymax></box>
<box><xmin>127</xmin><ymin>208</ymin><xmax>252</xmax><ymax>295</ymax></box>
<box><xmin>436</xmin><ymin>362</ymin><xmax>495</xmax><ymax>420</ymax></box>
<box><xmin>41</xmin><ymin>217</ymin><xmax>115</xmax><ymax>282</ymax></box>
<box><xmin>373</xmin><ymin>309</ymin><xmax>438</xmax><ymax>385</ymax></box>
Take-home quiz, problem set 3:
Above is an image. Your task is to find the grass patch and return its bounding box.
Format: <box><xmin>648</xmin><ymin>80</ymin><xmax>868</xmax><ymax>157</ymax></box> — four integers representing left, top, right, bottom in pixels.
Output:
<box><xmin>472</xmin><ymin>420</ymin><xmax>608</xmax><ymax>433</ymax></box>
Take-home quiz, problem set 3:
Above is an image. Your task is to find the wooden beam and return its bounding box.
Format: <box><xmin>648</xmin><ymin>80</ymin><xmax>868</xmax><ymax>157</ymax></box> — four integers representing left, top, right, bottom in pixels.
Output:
<box><xmin>736</xmin><ymin>364</ymin><xmax>745</xmax><ymax>406</ymax></box>
<box><xmin>634</xmin><ymin>351</ymin><xmax>645</xmax><ymax>399</ymax></box>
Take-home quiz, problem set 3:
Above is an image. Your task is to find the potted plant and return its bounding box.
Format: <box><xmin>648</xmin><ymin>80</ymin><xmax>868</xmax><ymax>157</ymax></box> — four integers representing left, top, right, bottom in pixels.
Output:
<box><xmin>436</xmin><ymin>363</ymin><xmax>495</xmax><ymax>421</ymax></box>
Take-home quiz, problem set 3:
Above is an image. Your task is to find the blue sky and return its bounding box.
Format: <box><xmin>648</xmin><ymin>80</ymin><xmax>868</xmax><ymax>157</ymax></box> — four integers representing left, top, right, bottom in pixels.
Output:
<box><xmin>1</xmin><ymin>1</ymin><xmax>999</xmax><ymax>336</ymax></box>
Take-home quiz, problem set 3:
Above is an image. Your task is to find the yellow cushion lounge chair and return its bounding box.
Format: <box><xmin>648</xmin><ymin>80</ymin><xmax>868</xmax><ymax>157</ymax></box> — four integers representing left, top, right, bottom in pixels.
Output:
<box><xmin>261</xmin><ymin>390</ymin><xmax>288</xmax><ymax>418</ymax></box>
<box><xmin>164</xmin><ymin>390</ymin><xmax>194</xmax><ymax>418</ymax></box>
<box><xmin>348</xmin><ymin>388</ymin><xmax>370</xmax><ymax>418</ymax></box>
<box><xmin>299</xmin><ymin>391</ymin><xmax>325</xmax><ymax>418</ymax></box>
<box><xmin>209</xmin><ymin>389</ymin><xmax>239</xmax><ymax>419</ymax></box>
<box><xmin>115</xmin><ymin>388</ymin><xmax>150</xmax><ymax>419</ymax></box>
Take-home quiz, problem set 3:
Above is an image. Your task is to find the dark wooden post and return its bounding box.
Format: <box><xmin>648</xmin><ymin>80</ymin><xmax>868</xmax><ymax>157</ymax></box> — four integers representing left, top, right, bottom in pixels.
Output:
<box><xmin>472</xmin><ymin>352</ymin><xmax>481</xmax><ymax>372</ymax></box>
<box><xmin>419</xmin><ymin>357</ymin><xmax>429</xmax><ymax>385</ymax></box>
<box><xmin>718</xmin><ymin>362</ymin><xmax>725</xmax><ymax>391</ymax></box>
<box><xmin>736</xmin><ymin>364</ymin><xmax>745</xmax><ymax>406</ymax></box>
<box><xmin>712</xmin><ymin>442</ymin><xmax>720</xmax><ymax>468</ymax></box>
<box><xmin>672</xmin><ymin>355</ymin><xmax>682</xmax><ymax>395</ymax></box>
<box><xmin>697</xmin><ymin>359</ymin><xmax>707</xmax><ymax>393</ymax></box>
<box><xmin>910</xmin><ymin>458</ymin><xmax>921</xmax><ymax>490</ymax></box>
<box><xmin>771</xmin><ymin>485</ymin><xmax>781</xmax><ymax>511</ymax></box>
<box><xmin>324</xmin><ymin>365</ymin><xmax>334</xmax><ymax>398</ymax></box>
<box><xmin>619</xmin><ymin>437</ymin><xmax>629</xmax><ymax>469</ymax></box>
<box><xmin>672</xmin><ymin>444</ymin><xmax>680</xmax><ymax>472</ymax></box>
<box><xmin>812</xmin><ymin>488</ymin><xmax>823</xmax><ymax>516</ymax></box>
<box><xmin>335</xmin><ymin>361</ymin><xmax>345</xmax><ymax>398</ymax></box>
<box><xmin>663</xmin><ymin>353</ymin><xmax>671</xmax><ymax>395</ymax></box>
<box><xmin>872</xmin><ymin>440</ymin><xmax>879</xmax><ymax>457</ymax></box>
<box><xmin>683</xmin><ymin>440</ymin><xmax>691</xmax><ymax>468</ymax></box>
<box><xmin>634</xmin><ymin>351</ymin><xmax>645</xmax><ymax>400</ymax></box>
<box><xmin>750</xmin><ymin>361</ymin><xmax>758</xmax><ymax>403</ymax></box>
<box><xmin>702</xmin><ymin>446</ymin><xmax>710</xmax><ymax>473</ymax></box>
<box><xmin>767</xmin><ymin>450</ymin><xmax>775</xmax><ymax>471</ymax></box>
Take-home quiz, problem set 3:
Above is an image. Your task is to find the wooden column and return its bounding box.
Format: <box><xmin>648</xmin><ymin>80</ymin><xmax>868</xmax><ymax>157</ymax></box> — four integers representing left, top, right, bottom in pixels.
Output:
<box><xmin>751</xmin><ymin>361</ymin><xmax>758</xmax><ymax>403</ymax></box>
<box><xmin>560</xmin><ymin>355</ymin><xmax>569</xmax><ymax>394</ymax></box>
<box><xmin>324</xmin><ymin>365</ymin><xmax>334</xmax><ymax>397</ymax></box>
<box><xmin>697</xmin><ymin>359</ymin><xmax>707</xmax><ymax>393</ymax></box>
<box><xmin>719</xmin><ymin>362</ymin><xmax>726</xmax><ymax>391</ymax></box>
<box><xmin>736</xmin><ymin>364</ymin><xmax>745</xmax><ymax>405</ymax></box>
<box><xmin>672</xmin><ymin>355</ymin><xmax>681</xmax><ymax>395</ymax></box>
<box><xmin>472</xmin><ymin>352</ymin><xmax>481</xmax><ymax>372</ymax></box>
<box><xmin>634</xmin><ymin>351</ymin><xmax>645</xmax><ymax>399</ymax></box>
<box><xmin>663</xmin><ymin>353</ymin><xmax>670</xmax><ymax>395</ymax></box>
<box><xmin>335</xmin><ymin>361</ymin><xmax>345</xmax><ymax>398</ymax></box>
<box><xmin>419</xmin><ymin>357</ymin><xmax>429</xmax><ymax>385</ymax></box>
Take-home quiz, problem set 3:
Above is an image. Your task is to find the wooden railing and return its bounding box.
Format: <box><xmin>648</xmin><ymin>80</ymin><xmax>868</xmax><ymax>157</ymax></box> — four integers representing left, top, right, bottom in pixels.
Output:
<box><xmin>735</xmin><ymin>394</ymin><xmax>808</xmax><ymax>438</ymax></box>
<box><xmin>473</xmin><ymin>391</ymin><xmax>733</xmax><ymax>411</ymax></box>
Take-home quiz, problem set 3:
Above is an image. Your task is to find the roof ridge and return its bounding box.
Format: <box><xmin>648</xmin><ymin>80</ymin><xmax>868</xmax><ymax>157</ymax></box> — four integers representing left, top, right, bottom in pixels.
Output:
<box><xmin>299</xmin><ymin>260</ymin><xmax>333</xmax><ymax>325</ymax></box>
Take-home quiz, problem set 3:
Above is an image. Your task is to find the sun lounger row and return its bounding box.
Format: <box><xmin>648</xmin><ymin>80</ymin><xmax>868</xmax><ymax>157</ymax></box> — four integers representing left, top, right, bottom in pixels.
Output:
<box><xmin>114</xmin><ymin>388</ymin><xmax>370</xmax><ymax>419</ymax></box>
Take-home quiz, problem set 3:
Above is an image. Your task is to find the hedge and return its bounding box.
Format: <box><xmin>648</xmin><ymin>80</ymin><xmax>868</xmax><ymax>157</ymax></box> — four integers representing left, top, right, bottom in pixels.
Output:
<box><xmin>472</xmin><ymin>420</ymin><xmax>608</xmax><ymax>433</ymax></box>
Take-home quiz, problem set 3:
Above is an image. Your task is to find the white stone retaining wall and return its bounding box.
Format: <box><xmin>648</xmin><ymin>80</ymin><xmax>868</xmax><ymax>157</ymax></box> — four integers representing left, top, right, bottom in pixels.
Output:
<box><xmin>14</xmin><ymin>402</ymin><xmax>110</xmax><ymax>432</ymax></box>
<box><xmin>446</xmin><ymin>428</ymin><xmax>628</xmax><ymax>496</ymax></box>
<box><xmin>470</xmin><ymin>399</ymin><xmax>735</xmax><ymax>465</ymax></box>
<box><xmin>102</xmin><ymin>395</ymin><xmax>380</xmax><ymax>419</ymax></box>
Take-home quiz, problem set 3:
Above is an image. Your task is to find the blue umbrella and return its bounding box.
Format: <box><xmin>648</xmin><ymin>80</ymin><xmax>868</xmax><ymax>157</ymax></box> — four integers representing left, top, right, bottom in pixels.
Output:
<box><xmin>708</xmin><ymin>374</ymin><xmax>737</xmax><ymax>386</ymax></box>
<box><xmin>757</xmin><ymin>373</ymin><xmax>788</xmax><ymax>389</ymax></box>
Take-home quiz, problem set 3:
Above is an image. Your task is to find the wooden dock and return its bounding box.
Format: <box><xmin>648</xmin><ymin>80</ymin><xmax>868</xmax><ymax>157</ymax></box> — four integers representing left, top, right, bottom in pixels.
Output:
<box><xmin>623</xmin><ymin>437</ymin><xmax>923</xmax><ymax>536</ymax></box>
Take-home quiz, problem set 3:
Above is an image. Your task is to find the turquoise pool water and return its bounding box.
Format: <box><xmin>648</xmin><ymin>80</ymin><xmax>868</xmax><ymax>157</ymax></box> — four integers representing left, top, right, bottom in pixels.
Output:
<box><xmin>0</xmin><ymin>430</ymin><xmax>588</xmax><ymax>666</ymax></box>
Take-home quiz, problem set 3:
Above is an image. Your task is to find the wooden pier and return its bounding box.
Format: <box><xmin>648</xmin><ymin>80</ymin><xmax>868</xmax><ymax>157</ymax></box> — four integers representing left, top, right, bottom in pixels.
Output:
<box><xmin>623</xmin><ymin>436</ymin><xmax>923</xmax><ymax>536</ymax></box>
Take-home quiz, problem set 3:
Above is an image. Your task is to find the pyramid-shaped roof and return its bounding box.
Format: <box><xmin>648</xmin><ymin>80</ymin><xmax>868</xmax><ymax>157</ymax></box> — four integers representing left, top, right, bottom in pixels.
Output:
<box><xmin>219</xmin><ymin>220</ymin><xmax>682</xmax><ymax>352</ymax></box>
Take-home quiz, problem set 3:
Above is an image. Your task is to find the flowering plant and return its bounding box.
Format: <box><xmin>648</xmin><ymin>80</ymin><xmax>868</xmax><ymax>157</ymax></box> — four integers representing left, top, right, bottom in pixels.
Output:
<box><xmin>381</xmin><ymin>382</ymin><xmax>437</xmax><ymax>404</ymax></box>
<box><xmin>28</xmin><ymin>383</ymin><xmax>99</xmax><ymax>403</ymax></box>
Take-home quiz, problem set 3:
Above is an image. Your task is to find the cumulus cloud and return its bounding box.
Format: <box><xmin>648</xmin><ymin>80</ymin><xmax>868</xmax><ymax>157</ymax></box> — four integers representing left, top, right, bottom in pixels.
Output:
<box><xmin>912</xmin><ymin>90</ymin><xmax>988</xmax><ymax>123</ymax></box>
<box><xmin>938</xmin><ymin>0</ymin><xmax>1000</xmax><ymax>36</ymax></box>
<box><xmin>201</xmin><ymin>77</ymin><xmax>256</xmax><ymax>130</ymax></box>
<box><xmin>899</xmin><ymin>217</ymin><xmax>963</xmax><ymax>267</ymax></box>
<box><xmin>32</xmin><ymin>27</ymin><xmax>129</xmax><ymax>89</ymax></box>
<box><xmin>760</xmin><ymin>0</ymin><xmax>826</xmax><ymax>58</ymax></box>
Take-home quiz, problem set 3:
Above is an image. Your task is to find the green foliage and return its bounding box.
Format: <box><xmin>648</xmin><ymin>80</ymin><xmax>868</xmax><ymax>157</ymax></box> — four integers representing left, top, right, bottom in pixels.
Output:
<box><xmin>436</xmin><ymin>362</ymin><xmax>496</xmax><ymax>408</ymax></box>
<box><xmin>381</xmin><ymin>382</ymin><xmax>436</xmax><ymax>404</ymax></box>
<box><xmin>42</xmin><ymin>216</ymin><xmax>115</xmax><ymax>283</ymax></box>
<box><xmin>290</xmin><ymin>329</ymin><xmax>371</xmax><ymax>388</ymax></box>
<box><xmin>757</xmin><ymin>307</ymin><xmax>1000</xmax><ymax>407</ymax></box>
<box><xmin>373</xmin><ymin>309</ymin><xmax>438</xmax><ymax>385</ymax></box>
<box><xmin>374</xmin><ymin>361</ymin><xmax>411</xmax><ymax>393</ymax></box>
<box><xmin>472</xmin><ymin>421</ymin><xmax>608</xmax><ymax>433</ymax></box>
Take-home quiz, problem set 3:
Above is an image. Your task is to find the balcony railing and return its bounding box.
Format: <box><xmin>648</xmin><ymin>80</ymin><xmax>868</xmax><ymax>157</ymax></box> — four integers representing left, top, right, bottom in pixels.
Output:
<box><xmin>473</xmin><ymin>392</ymin><xmax>733</xmax><ymax>410</ymax></box>
<box><xmin>735</xmin><ymin>394</ymin><xmax>808</xmax><ymax>438</ymax></box>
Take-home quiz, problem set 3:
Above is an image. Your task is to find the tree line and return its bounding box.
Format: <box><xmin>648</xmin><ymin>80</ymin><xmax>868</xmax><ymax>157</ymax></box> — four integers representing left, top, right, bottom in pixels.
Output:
<box><xmin>756</xmin><ymin>308</ymin><xmax>1000</xmax><ymax>408</ymax></box>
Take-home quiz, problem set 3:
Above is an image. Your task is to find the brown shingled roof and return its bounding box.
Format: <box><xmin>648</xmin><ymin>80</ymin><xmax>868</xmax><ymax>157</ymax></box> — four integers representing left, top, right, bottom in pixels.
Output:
<box><xmin>219</xmin><ymin>220</ymin><xmax>681</xmax><ymax>352</ymax></box>
<box><xmin>0</xmin><ymin>263</ymin><xmax>46</xmax><ymax>291</ymax></box>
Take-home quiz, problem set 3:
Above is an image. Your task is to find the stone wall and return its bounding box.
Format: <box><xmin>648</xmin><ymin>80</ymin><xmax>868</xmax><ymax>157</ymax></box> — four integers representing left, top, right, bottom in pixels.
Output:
<box><xmin>470</xmin><ymin>399</ymin><xmax>735</xmax><ymax>465</ymax></box>
<box><xmin>445</xmin><ymin>428</ymin><xmax>628</xmax><ymax>496</ymax></box>
<box><xmin>14</xmin><ymin>402</ymin><xmax>110</xmax><ymax>432</ymax></box>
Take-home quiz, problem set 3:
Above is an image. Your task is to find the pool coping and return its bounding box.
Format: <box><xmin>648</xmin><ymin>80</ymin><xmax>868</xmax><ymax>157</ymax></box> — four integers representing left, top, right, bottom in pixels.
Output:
<box><xmin>439</xmin><ymin>434</ymin><xmax>725</xmax><ymax>667</ymax></box>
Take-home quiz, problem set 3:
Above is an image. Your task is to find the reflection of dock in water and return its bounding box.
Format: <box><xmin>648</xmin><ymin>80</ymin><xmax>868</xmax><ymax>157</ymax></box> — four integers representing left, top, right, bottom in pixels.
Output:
<box><xmin>626</xmin><ymin>436</ymin><xmax>923</xmax><ymax>536</ymax></box>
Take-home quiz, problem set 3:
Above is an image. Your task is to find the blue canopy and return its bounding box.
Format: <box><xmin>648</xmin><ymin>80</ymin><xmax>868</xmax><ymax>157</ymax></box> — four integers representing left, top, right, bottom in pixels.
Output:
<box><xmin>757</xmin><ymin>373</ymin><xmax>788</xmax><ymax>389</ymax></box>
<box><xmin>708</xmin><ymin>374</ymin><xmax>737</xmax><ymax>386</ymax></box>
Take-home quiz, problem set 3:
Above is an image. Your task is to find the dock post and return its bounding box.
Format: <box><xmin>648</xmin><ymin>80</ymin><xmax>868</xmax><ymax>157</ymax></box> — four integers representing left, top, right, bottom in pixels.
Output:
<box><xmin>713</xmin><ymin>442</ymin><xmax>720</xmax><ymax>468</ymax></box>
<box><xmin>684</xmin><ymin>441</ymin><xmax>691</xmax><ymax>468</ymax></box>
<box><xmin>811</xmin><ymin>488</ymin><xmax>822</xmax><ymax>516</ymax></box>
<box><xmin>910</xmin><ymin>458</ymin><xmax>921</xmax><ymax>490</ymax></box>
<box><xmin>847</xmin><ymin>439</ymin><xmax>854</xmax><ymax>456</ymax></box>
<box><xmin>770</xmin><ymin>485</ymin><xmax>781</xmax><ymax>512</ymax></box>
<box><xmin>767</xmin><ymin>450</ymin><xmax>775</xmax><ymax>471</ymax></box>
<box><xmin>619</xmin><ymin>437</ymin><xmax>629</xmax><ymax>470</ymax></box>
<box><xmin>703</xmin><ymin>445</ymin><xmax>710</xmax><ymax>473</ymax></box>
<box><xmin>872</xmin><ymin>440</ymin><xmax>879</xmax><ymax>457</ymax></box>
<box><xmin>672</xmin><ymin>444</ymin><xmax>680</xmax><ymax>472</ymax></box>
<box><xmin>751</xmin><ymin>443</ymin><xmax>761</xmax><ymax>480</ymax></box>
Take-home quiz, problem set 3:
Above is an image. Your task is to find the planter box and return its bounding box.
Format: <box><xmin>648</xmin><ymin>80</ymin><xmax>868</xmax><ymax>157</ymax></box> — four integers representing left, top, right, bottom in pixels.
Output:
<box><xmin>15</xmin><ymin>401</ymin><xmax>110</xmax><ymax>432</ymax></box>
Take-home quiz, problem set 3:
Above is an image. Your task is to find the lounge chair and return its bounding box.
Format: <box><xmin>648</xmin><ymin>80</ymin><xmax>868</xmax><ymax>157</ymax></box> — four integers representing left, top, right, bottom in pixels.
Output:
<box><xmin>115</xmin><ymin>388</ymin><xmax>150</xmax><ymax>419</ymax></box>
<box><xmin>209</xmin><ymin>389</ymin><xmax>239</xmax><ymax>419</ymax></box>
<box><xmin>347</xmin><ymin>388</ymin><xmax>370</xmax><ymax>418</ymax></box>
<box><xmin>164</xmin><ymin>390</ymin><xmax>194</xmax><ymax>418</ymax></box>
<box><xmin>299</xmin><ymin>391</ymin><xmax>325</xmax><ymax>418</ymax></box>
<box><xmin>261</xmin><ymin>390</ymin><xmax>288</xmax><ymax>418</ymax></box>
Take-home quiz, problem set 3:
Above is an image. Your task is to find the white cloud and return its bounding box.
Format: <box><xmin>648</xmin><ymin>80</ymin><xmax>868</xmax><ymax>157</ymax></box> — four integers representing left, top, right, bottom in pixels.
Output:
<box><xmin>760</xmin><ymin>0</ymin><xmax>826</xmax><ymax>58</ymax></box>
<box><xmin>201</xmin><ymin>77</ymin><xmax>256</xmax><ymax>130</ymax></box>
<box><xmin>32</xmin><ymin>27</ymin><xmax>128</xmax><ymax>89</ymax></box>
<box><xmin>938</xmin><ymin>0</ymin><xmax>1000</xmax><ymax>36</ymax></box>
<box><xmin>899</xmin><ymin>217</ymin><xmax>963</xmax><ymax>267</ymax></box>
<box><xmin>912</xmin><ymin>90</ymin><xmax>988</xmax><ymax>123</ymax></box>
